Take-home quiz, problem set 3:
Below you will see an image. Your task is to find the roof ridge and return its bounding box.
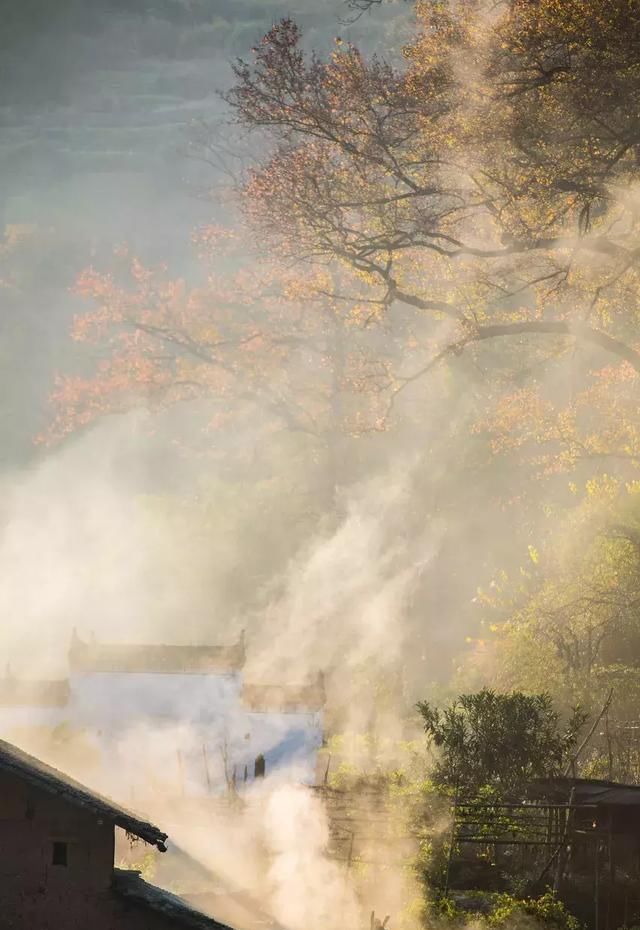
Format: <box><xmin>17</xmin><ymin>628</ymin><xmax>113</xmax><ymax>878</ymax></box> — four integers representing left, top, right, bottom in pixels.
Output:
<box><xmin>69</xmin><ymin>632</ymin><xmax>246</xmax><ymax>674</ymax></box>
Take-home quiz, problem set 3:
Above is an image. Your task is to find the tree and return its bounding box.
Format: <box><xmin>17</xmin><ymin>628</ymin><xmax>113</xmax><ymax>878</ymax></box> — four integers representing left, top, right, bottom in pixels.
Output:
<box><xmin>465</xmin><ymin>480</ymin><xmax>640</xmax><ymax>726</ymax></box>
<box><xmin>220</xmin><ymin>0</ymin><xmax>640</xmax><ymax>692</ymax></box>
<box><xmin>44</xmin><ymin>0</ymin><xmax>640</xmax><ymax>701</ymax></box>
<box><xmin>54</xmin><ymin>2</ymin><xmax>640</xmax><ymax>502</ymax></box>
<box><xmin>417</xmin><ymin>688</ymin><xmax>586</xmax><ymax>797</ymax></box>
<box><xmin>0</xmin><ymin>223</ymin><xmax>89</xmax><ymax>465</ymax></box>
<box><xmin>45</xmin><ymin>231</ymin><xmax>410</xmax><ymax>508</ymax></box>
<box><xmin>224</xmin><ymin>4</ymin><xmax>640</xmax><ymax>472</ymax></box>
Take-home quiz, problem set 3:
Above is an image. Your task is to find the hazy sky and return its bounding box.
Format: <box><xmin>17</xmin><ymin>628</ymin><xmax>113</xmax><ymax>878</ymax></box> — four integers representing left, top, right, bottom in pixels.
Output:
<box><xmin>0</xmin><ymin>1</ymin><xmax>410</xmax><ymax>461</ymax></box>
<box><xmin>2</xmin><ymin>1</ymin><xmax>408</xmax><ymax>245</ymax></box>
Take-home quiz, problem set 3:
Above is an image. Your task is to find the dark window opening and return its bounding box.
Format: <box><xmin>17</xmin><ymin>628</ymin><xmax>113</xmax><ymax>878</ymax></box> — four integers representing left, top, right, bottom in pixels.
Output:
<box><xmin>52</xmin><ymin>841</ymin><xmax>68</xmax><ymax>866</ymax></box>
<box><xmin>254</xmin><ymin>754</ymin><xmax>266</xmax><ymax>779</ymax></box>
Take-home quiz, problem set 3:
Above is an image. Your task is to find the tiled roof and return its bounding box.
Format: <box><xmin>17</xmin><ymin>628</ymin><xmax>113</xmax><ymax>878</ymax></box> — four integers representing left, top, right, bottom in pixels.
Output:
<box><xmin>529</xmin><ymin>776</ymin><xmax>640</xmax><ymax>807</ymax></box>
<box><xmin>242</xmin><ymin>675</ymin><xmax>325</xmax><ymax>713</ymax></box>
<box><xmin>0</xmin><ymin>737</ymin><xmax>167</xmax><ymax>849</ymax></box>
<box><xmin>69</xmin><ymin>631</ymin><xmax>245</xmax><ymax>675</ymax></box>
<box><xmin>151</xmin><ymin>838</ymin><xmax>283</xmax><ymax>930</ymax></box>
<box><xmin>113</xmin><ymin>870</ymin><xmax>234</xmax><ymax>930</ymax></box>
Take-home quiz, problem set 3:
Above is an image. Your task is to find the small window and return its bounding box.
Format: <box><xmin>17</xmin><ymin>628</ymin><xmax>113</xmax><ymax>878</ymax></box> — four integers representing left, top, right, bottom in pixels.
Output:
<box><xmin>52</xmin><ymin>841</ymin><xmax>68</xmax><ymax>867</ymax></box>
<box><xmin>254</xmin><ymin>754</ymin><xmax>266</xmax><ymax>779</ymax></box>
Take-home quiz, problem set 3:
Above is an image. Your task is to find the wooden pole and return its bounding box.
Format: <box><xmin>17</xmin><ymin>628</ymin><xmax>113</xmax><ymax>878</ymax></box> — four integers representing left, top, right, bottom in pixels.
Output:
<box><xmin>607</xmin><ymin>813</ymin><xmax>613</xmax><ymax>930</ymax></box>
<box><xmin>444</xmin><ymin>787</ymin><xmax>459</xmax><ymax>897</ymax></box>
<box><xmin>323</xmin><ymin>753</ymin><xmax>332</xmax><ymax>786</ymax></box>
<box><xmin>177</xmin><ymin>749</ymin><xmax>185</xmax><ymax>797</ymax></box>
<box><xmin>202</xmin><ymin>744</ymin><xmax>211</xmax><ymax>794</ymax></box>
<box><xmin>595</xmin><ymin>839</ymin><xmax>600</xmax><ymax>930</ymax></box>
<box><xmin>604</xmin><ymin>710</ymin><xmax>613</xmax><ymax>780</ymax></box>
<box><xmin>564</xmin><ymin>689</ymin><xmax>614</xmax><ymax>777</ymax></box>
<box><xmin>346</xmin><ymin>832</ymin><xmax>355</xmax><ymax>874</ymax></box>
<box><xmin>554</xmin><ymin>787</ymin><xmax>575</xmax><ymax>893</ymax></box>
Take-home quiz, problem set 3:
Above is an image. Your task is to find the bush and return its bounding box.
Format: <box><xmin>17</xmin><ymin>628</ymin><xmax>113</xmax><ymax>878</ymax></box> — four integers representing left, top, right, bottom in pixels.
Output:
<box><xmin>417</xmin><ymin>689</ymin><xmax>586</xmax><ymax>797</ymax></box>
<box><xmin>432</xmin><ymin>892</ymin><xmax>582</xmax><ymax>930</ymax></box>
<box><xmin>488</xmin><ymin>893</ymin><xmax>582</xmax><ymax>930</ymax></box>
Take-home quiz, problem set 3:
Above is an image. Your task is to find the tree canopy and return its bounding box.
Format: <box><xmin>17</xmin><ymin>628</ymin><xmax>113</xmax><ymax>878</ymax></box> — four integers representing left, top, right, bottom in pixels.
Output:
<box><xmin>43</xmin><ymin>0</ymin><xmax>640</xmax><ymax>726</ymax></box>
<box><xmin>417</xmin><ymin>688</ymin><xmax>586</xmax><ymax>797</ymax></box>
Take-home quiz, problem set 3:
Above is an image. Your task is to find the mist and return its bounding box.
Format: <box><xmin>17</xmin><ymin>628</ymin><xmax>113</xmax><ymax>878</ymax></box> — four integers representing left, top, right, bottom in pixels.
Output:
<box><xmin>4</xmin><ymin>2</ymin><xmax>637</xmax><ymax>930</ymax></box>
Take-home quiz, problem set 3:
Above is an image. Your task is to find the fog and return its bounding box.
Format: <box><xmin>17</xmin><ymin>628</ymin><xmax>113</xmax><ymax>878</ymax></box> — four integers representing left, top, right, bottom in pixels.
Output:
<box><xmin>1</xmin><ymin>0</ymin><xmax>506</xmax><ymax>682</ymax></box>
<box><xmin>1</xmin><ymin>1</ymin><xmax>609</xmax><ymax>928</ymax></box>
<box><xmin>0</xmin><ymin>4</ymin><xmax>429</xmax><ymax>927</ymax></box>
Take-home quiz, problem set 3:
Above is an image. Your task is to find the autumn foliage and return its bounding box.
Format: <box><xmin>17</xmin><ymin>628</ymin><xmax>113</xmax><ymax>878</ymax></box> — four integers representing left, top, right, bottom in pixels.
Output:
<box><xmin>45</xmin><ymin>0</ymin><xmax>640</xmax><ymax>722</ymax></box>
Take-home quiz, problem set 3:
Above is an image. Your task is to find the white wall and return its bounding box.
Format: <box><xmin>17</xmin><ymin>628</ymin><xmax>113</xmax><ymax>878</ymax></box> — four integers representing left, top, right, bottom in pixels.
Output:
<box><xmin>67</xmin><ymin>670</ymin><xmax>323</xmax><ymax>798</ymax></box>
<box><xmin>0</xmin><ymin>672</ymin><xmax>323</xmax><ymax>800</ymax></box>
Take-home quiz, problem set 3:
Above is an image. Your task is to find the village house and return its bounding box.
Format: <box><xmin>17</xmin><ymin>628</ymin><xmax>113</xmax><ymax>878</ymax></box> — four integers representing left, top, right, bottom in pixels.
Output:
<box><xmin>448</xmin><ymin>775</ymin><xmax>640</xmax><ymax>930</ymax></box>
<box><xmin>0</xmin><ymin>735</ymin><xmax>234</xmax><ymax>930</ymax></box>
<box><xmin>0</xmin><ymin>632</ymin><xmax>325</xmax><ymax>800</ymax></box>
<box><xmin>530</xmin><ymin>776</ymin><xmax>640</xmax><ymax>930</ymax></box>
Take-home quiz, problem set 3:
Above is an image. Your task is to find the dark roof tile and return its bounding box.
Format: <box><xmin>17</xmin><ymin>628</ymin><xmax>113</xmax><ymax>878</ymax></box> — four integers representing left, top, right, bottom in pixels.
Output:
<box><xmin>530</xmin><ymin>776</ymin><xmax>640</xmax><ymax>807</ymax></box>
<box><xmin>113</xmin><ymin>869</ymin><xmax>235</xmax><ymax>930</ymax></box>
<box><xmin>69</xmin><ymin>633</ymin><xmax>245</xmax><ymax>675</ymax></box>
<box><xmin>0</xmin><ymin>737</ymin><xmax>167</xmax><ymax>849</ymax></box>
<box><xmin>242</xmin><ymin>675</ymin><xmax>325</xmax><ymax>713</ymax></box>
